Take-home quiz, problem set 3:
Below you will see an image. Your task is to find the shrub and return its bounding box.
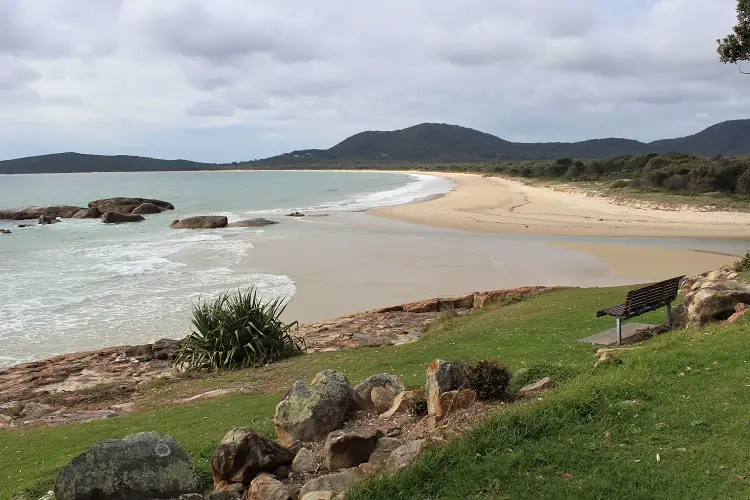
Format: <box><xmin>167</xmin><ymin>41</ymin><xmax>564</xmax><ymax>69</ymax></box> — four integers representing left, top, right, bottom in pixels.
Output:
<box><xmin>610</xmin><ymin>179</ymin><xmax>629</xmax><ymax>189</ymax></box>
<box><xmin>662</xmin><ymin>174</ymin><xmax>686</xmax><ymax>191</ymax></box>
<box><xmin>463</xmin><ymin>359</ymin><xmax>512</xmax><ymax>400</ymax></box>
<box><xmin>176</xmin><ymin>287</ymin><xmax>304</xmax><ymax>372</ymax></box>
<box><xmin>733</xmin><ymin>251</ymin><xmax>750</xmax><ymax>272</ymax></box>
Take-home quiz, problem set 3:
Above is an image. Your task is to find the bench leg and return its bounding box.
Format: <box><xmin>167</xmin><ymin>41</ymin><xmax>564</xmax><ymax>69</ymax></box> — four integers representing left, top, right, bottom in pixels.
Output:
<box><xmin>666</xmin><ymin>303</ymin><xmax>673</xmax><ymax>329</ymax></box>
<box><xmin>616</xmin><ymin>318</ymin><xmax>622</xmax><ymax>345</ymax></box>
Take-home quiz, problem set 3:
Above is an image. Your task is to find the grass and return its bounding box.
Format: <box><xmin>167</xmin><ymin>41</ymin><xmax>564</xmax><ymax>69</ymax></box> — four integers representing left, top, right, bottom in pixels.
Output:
<box><xmin>1</xmin><ymin>284</ymin><xmax>748</xmax><ymax>499</ymax></box>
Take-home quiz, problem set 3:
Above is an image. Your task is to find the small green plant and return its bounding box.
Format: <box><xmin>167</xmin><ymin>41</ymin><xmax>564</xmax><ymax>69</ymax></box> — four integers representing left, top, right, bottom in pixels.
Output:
<box><xmin>463</xmin><ymin>359</ymin><xmax>511</xmax><ymax>400</ymax></box>
<box><xmin>407</xmin><ymin>387</ymin><xmax>428</xmax><ymax>416</ymax></box>
<box><xmin>176</xmin><ymin>287</ymin><xmax>304</xmax><ymax>372</ymax></box>
<box><xmin>732</xmin><ymin>251</ymin><xmax>750</xmax><ymax>272</ymax></box>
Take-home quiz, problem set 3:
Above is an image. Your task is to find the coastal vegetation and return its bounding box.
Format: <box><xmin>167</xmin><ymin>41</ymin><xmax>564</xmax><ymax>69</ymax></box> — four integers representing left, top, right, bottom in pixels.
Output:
<box><xmin>2</xmin><ymin>281</ymin><xmax>750</xmax><ymax>499</ymax></box>
<box><xmin>718</xmin><ymin>0</ymin><xmax>750</xmax><ymax>65</ymax></box>
<box><xmin>176</xmin><ymin>288</ymin><xmax>303</xmax><ymax>372</ymax></box>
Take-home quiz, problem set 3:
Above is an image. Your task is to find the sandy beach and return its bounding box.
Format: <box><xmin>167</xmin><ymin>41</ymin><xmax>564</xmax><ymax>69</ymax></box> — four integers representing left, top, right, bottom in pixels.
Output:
<box><xmin>371</xmin><ymin>173</ymin><xmax>750</xmax><ymax>280</ymax></box>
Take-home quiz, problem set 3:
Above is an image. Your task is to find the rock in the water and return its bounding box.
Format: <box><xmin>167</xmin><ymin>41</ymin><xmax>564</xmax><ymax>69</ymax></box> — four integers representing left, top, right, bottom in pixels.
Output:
<box><xmin>211</xmin><ymin>427</ymin><xmax>295</xmax><ymax>487</ymax></box>
<box><xmin>132</xmin><ymin>202</ymin><xmax>163</xmax><ymax>215</ymax></box>
<box><xmin>292</xmin><ymin>447</ymin><xmax>319</xmax><ymax>473</ymax></box>
<box><xmin>89</xmin><ymin>197</ymin><xmax>174</xmax><ymax>213</ymax></box>
<box><xmin>371</xmin><ymin>387</ymin><xmax>398</xmax><ymax>414</ymax></box>
<box><xmin>387</xmin><ymin>439</ymin><xmax>430</xmax><ymax>471</ymax></box>
<box><xmin>0</xmin><ymin>205</ymin><xmax>84</xmax><ymax>220</ymax></box>
<box><xmin>426</xmin><ymin>360</ymin><xmax>468</xmax><ymax>419</ymax></box>
<box><xmin>325</xmin><ymin>430</ymin><xmax>384</xmax><ymax>471</ymax></box>
<box><xmin>299</xmin><ymin>468</ymin><xmax>365</xmax><ymax>498</ymax></box>
<box><xmin>72</xmin><ymin>207</ymin><xmax>101</xmax><ymax>219</ymax></box>
<box><xmin>171</xmin><ymin>216</ymin><xmax>228</xmax><ymax>229</ymax></box>
<box><xmin>227</xmin><ymin>218</ymin><xmax>279</xmax><ymax>228</ymax></box>
<box><xmin>287</xmin><ymin>211</ymin><xmax>305</xmax><ymax>217</ymax></box>
<box><xmin>683</xmin><ymin>278</ymin><xmax>750</xmax><ymax>327</ymax></box>
<box><xmin>101</xmin><ymin>211</ymin><xmax>146</xmax><ymax>224</ymax></box>
<box><xmin>518</xmin><ymin>377</ymin><xmax>555</xmax><ymax>396</ymax></box>
<box><xmin>246</xmin><ymin>474</ymin><xmax>296</xmax><ymax>500</ymax></box>
<box><xmin>0</xmin><ymin>229</ymin><xmax>10</xmax><ymax>234</ymax></box>
<box><xmin>353</xmin><ymin>374</ymin><xmax>405</xmax><ymax>411</ymax></box>
<box><xmin>274</xmin><ymin>370</ymin><xmax>355</xmax><ymax>446</ymax></box>
<box><xmin>380</xmin><ymin>391</ymin><xmax>418</xmax><ymax>418</ymax></box>
<box><xmin>54</xmin><ymin>431</ymin><xmax>201</xmax><ymax>500</ymax></box>
<box><xmin>437</xmin><ymin>389</ymin><xmax>476</xmax><ymax>414</ymax></box>
<box><xmin>38</xmin><ymin>215</ymin><xmax>59</xmax><ymax>225</ymax></box>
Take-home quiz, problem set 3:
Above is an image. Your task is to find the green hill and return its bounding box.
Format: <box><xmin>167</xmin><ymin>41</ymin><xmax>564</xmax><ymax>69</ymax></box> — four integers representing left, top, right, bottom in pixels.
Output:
<box><xmin>0</xmin><ymin>152</ymin><xmax>214</xmax><ymax>175</ymax></box>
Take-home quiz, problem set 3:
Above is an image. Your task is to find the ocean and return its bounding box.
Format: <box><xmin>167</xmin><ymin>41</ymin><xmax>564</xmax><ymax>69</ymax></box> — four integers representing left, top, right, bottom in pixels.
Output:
<box><xmin>0</xmin><ymin>170</ymin><xmax>453</xmax><ymax>366</ymax></box>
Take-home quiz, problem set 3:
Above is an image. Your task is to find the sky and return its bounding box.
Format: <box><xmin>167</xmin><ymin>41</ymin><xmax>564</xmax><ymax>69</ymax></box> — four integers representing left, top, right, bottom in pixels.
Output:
<box><xmin>0</xmin><ymin>0</ymin><xmax>747</xmax><ymax>163</ymax></box>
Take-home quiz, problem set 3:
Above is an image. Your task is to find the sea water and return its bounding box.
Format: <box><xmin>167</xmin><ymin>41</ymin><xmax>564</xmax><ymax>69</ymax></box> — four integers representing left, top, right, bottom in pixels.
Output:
<box><xmin>0</xmin><ymin>170</ymin><xmax>452</xmax><ymax>366</ymax></box>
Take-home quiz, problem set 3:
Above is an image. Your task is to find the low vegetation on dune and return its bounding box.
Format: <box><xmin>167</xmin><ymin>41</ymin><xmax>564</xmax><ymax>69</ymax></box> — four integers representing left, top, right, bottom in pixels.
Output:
<box><xmin>1</xmin><ymin>279</ymin><xmax>749</xmax><ymax>499</ymax></box>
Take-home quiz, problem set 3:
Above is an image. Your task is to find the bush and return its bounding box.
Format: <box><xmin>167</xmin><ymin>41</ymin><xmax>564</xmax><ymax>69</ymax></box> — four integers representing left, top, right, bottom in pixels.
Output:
<box><xmin>463</xmin><ymin>359</ymin><xmax>512</xmax><ymax>400</ymax></box>
<box><xmin>176</xmin><ymin>287</ymin><xmax>304</xmax><ymax>372</ymax></box>
<box><xmin>733</xmin><ymin>251</ymin><xmax>750</xmax><ymax>272</ymax></box>
<box><xmin>610</xmin><ymin>179</ymin><xmax>629</xmax><ymax>189</ymax></box>
<box><xmin>662</xmin><ymin>174</ymin><xmax>686</xmax><ymax>191</ymax></box>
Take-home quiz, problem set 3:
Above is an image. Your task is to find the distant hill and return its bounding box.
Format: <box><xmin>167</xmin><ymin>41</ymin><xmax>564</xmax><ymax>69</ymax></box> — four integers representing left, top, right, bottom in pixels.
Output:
<box><xmin>2</xmin><ymin>120</ymin><xmax>750</xmax><ymax>174</ymax></box>
<box><xmin>0</xmin><ymin>152</ymin><xmax>214</xmax><ymax>175</ymax></box>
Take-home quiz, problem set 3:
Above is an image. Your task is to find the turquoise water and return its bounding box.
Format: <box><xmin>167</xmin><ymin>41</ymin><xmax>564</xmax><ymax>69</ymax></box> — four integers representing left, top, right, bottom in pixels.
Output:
<box><xmin>0</xmin><ymin>171</ymin><xmax>452</xmax><ymax>366</ymax></box>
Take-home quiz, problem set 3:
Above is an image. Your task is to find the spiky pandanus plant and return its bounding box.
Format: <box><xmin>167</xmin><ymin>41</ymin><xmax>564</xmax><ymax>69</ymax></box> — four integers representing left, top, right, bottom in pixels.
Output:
<box><xmin>176</xmin><ymin>287</ymin><xmax>304</xmax><ymax>371</ymax></box>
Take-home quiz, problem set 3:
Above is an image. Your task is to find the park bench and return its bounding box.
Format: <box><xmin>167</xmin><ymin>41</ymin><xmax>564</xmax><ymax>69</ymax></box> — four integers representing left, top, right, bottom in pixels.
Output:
<box><xmin>596</xmin><ymin>275</ymin><xmax>685</xmax><ymax>345</ymax></box>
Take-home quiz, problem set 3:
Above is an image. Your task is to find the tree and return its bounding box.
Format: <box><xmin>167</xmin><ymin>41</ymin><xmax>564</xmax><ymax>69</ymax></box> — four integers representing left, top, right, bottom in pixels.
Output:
<box><xmin>718</xmin><ymin>0</ymin><xmax>750</xmax><ymax>65</ymax></box>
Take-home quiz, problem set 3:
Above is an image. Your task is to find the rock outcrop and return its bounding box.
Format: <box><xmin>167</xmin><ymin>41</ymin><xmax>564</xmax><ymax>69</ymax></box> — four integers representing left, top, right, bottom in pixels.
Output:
<box><xmin>0</xmin><ymin>229</ymin><xmax>11</xmax><ymax>234</ymax></box>
<box><xmin>353</xmin><ymin>374</ymin><xmax>405</xmax><ymax>411</ymax></box>
<box><xmin>38</xmin><ymin>215</ymin><xmax>59</xmax><ymax>225</ymax></box>
<box><xmin>101</xmin><ymin>211</ymin><xmax>146</xmax><ymax>223</ymax></box>
<box><xmin>426</xmin><ymin>360</ymin><xmax>469</xmax><ymax>420</ymax></box>
<box><xmin>274</xmin><ymin>370</ymin><xmax>355</xmax><ymax>446</ymax></box>
<box><xmin>54</xmin><ymin>432</ymin><xmax>201</xmax><ymax>500</ymax></box>
<box><xmin>171</xmin><ymin>216</ymin><xmax>228</xmax><ymax>229</ymax></box>
<box><xmin>132</xmin><ymin>202</ymin><xmax>163</xmax><ymax>215</ymax></box>
<box><xmin>89</xmin><ymin>197</ymin><xmax>174</xmax><ymax>213</ymax></box>
<box><xmin>72</xmin><ymin>207</ymin><xmax>101</xmax><ymax>219</ymax></box>
<box><xmin>227</xmin><ymin>218</ymin><xmax>279</xmax><ymax>227</ymax></box>
<box><xmin>211</xmin><ymin>427</ymin><xmax>295</xmax><ymax>487</ymax></box>
<box><xmin>679</xmin><ymin>270</ymin><xmax>750</xmax><ymax>327</ymax></box>
<box><xmin>325</xmin><ymin>430</ymin><xmax>383</xmax><ymax>471</ymax></box>
<box><xmin>0</xmin><ymin>205</ymin><xmax>84</xmax><ymax>220</ymax></box>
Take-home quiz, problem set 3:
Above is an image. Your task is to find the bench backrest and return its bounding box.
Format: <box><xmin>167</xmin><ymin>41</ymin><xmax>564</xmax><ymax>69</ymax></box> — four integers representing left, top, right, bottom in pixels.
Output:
<box><xmin>624</xmin><ymin>276</ymin><xmax>684</xmax><ymax>316</ymax></box>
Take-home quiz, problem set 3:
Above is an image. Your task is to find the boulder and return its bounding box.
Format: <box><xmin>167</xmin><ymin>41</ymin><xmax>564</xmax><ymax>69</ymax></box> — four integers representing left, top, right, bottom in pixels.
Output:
<box><xmin>386</xmin><ymin>439</ymin><xmax>431</xmax><ymax>471</ymax></box>
<box><xmin>0</xmin><ymin>229</ymin><xmax>10</xmax><ymax>234</ymax></box>
<box><xmin>300</xmin><ymin>493</ymin><xmax>342</xmax><ymax>500</ymax></box>
<box><xmin>212</xmin><ymin>481</ymin><xmax>246</xmax><ymax>498</ymax></box>
<box><xmin>426</xmin><ymin>360</ymin><xmax>468</xmax><ymax>419</ymax></box>
<box><xmin>89</xmin><ymin>197</ymin><xmax>174</xmax><ymax>213</ymax></box>
<box><xmin>246</xmin><ymin>474</ymin><xmax>296</xmax><ymax>500</ymax></box>
<box><xmin>54</xmin><ymin>432</ymin><xmax>201</xmax><ymax>500</ymax></box>
<box><xmin>101</xmin><ymin>211</ymin><xmax>146</xmax><ymax>224</ymax></box>
<box><xmin>299</xmin><ymin>468</ymin><xmax>365</xmax><ymax>498</ymax></box>
<box><xmin>325</xmin><ymin>430</ymin><xmax>384</xmax><ymax>471</ymax></box>
<box><xmin>178</xmin><ymin>495</ymin><xmax>206</xmax><ymax>500</ymax></box>
<box><xmin>371</xmin><ymin>387</ymin><xmax>398</xmax><ymax>414</ymax></box>
<box><xmin>132</xmin><ymin>202</ymin><xmax>163</xmax><ymax>215</ymax></box>
<box><xmin>211</xmin><ymin>427</ymin><xmax>294</xmax><ymax>487</ymax></box>
<box><xmin>227</xmin><ymin>218</ymin><xmax>279</xmax><ymax>228</ymax></box>
<box><xmin>437</xmin><ymin>389</ymin><xmax>476</xmax><ymax>414</ymax></box>
<box><xmin>171</xmin><ymin>216</ymin><xmax>228</xmax><ymax>229</ymax></box>
<box><xmin>722</xmin><ymin>303</ymin><xmax>750</xmax><ymax>325</ymax></box>
<box><xmin>72</xmin><ymin>207</ymin><xmax>101</xmax><ymax>219</ymax></box>
<box><xmin>683</xmin><ymin>279</ymin><xmax>750</xmax><ymax>326</ymax></box>
<box><xmin>274</xmin><ymin>370</ymin><xmax>355</xmax><ymax>446</ymax></box>
<box><xmin>38</xmin><ymin>215</ymin><xmax>59</xmax><ymax>225</ymax></box>
<box><xmin>518</xmin><ymin>377</ymin><xmax>555</xmax><ymax>396</ymax></box>
<box><xmin>353</xmin><ymin>374</ymin><xmax>405</xmax><ymax>411</ymax></box>
<box><xmin>152</xmin><ymin>338</ymin><xmax>182</xmax><ymax>360</ymax></box>
<box><xmin>287</xmin><ymin>211</ymin><xmax>305</xmax><ymax>217</ymax></box>
<box><xmin>292</xmin><ymin>447</ymin><xmax>319</xmax><ymax>473</ymax></box>
<box><xmin>0</xmin><ymin>205</ymin><xmax>84</xmax><ymax>220</ymax></box>
<box><xmin>380</xmin><ymin>391</ymin><xmax>419</xmax><ymax>419</ymax></box>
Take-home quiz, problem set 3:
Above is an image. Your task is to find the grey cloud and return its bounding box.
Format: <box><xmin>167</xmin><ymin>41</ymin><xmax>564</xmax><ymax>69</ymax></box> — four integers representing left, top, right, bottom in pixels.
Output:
<box><xmin>185</xmin><ymin>99</ymin><xmax>236</xmax><ymax>117</ymax></box>
<box><xmin>0</xmin><ymin>56</ymin><xmax>41</xmax><ymax>90</ymax></box>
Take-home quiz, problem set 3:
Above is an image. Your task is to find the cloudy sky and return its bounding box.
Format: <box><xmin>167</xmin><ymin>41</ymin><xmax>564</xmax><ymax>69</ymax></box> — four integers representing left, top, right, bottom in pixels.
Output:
<box><xmin>0</xmin><ymin>0</ymin><xmax>746</xmax><ymax>163</ymax></box>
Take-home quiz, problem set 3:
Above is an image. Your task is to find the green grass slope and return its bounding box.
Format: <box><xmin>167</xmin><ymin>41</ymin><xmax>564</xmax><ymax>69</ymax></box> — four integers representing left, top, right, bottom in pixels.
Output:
<box><xmin>1</xmin><ymin>285</ymin><xmax>748</xmax><ymax>499</ymax></box>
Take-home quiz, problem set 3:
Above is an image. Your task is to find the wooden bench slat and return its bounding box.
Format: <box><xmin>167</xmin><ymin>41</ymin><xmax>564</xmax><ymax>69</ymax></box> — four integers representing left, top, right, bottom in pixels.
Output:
<box><xmin>596</xmin><ymin>276</ymin><xmax>684</xmax><ymax>319</ymax></box>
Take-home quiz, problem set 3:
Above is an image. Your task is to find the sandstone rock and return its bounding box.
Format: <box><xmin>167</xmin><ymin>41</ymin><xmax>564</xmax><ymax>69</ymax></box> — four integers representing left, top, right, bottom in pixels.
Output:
<box><xmin>101</xmin><ymin>211</ymin><xmax>146</xmax><ymax>223</ymax></box>
<box><xmin>722</xmin><ymin>303</ymin><xmax>750</xmax><ymax>325</ymax></box>
<box><xmin>246</xmin><ymin>474</ymin><xmax>295</xmax><ymax>500</ymax></box>
<box><xmin>171</xmin><ymin>216</ymin><xmax>228</xmax><ymax>229</ymax></box>
<box><xmin>325</xmin><ymin>429</ymin><xmax>384</xmax><ymax>471</ymax></box>
<box><xmin>684</xmin><ymin>279</ymin><xmax>750</xmax><ymax>326</ymax></box>
<box><xmin>387</xmin><ymin>439</ymin><xmax>430</xmax><ymax>471</ymax></box>
<box><xmin>226</xmin><ymin>218</ymin><xmax>279</xmax><ymax>228</ymax></box>
<box><xmin>518</xmin><ymin>377</ymin><xmax>554</xmax><ymax>396</ymax></box>
<box><xmin>132</xmin><ymin>202</ymin><xmax>163</xmax><ymax>215</ymax></box>
<box><xmin>380</xmin><ymin>391</ymin><xmax>418</xmax><ymax>419</ymax></box>
<box><xmin>426</xmin><ymin>360</ymin><xmax>468</xmax><ymax>419</ymax></box>
<box><xmin>72</xmin><ymin>207</ymin><xmax>101</xmax><ymax>219</ymax></box>
<box><xmin>213</xmin><ymin>481</ymin><xmax>246</xmax><ymax>496</ymax></box>
<box><xmin>211</xmin><ymin>427</ymin><xmax>294</xmax><ymax>487</ymax></box>
<box><xmin>287</xmin><ymin>211</ymin><xmax>305</xmax><ymax>217</ymax></box>
<box><xmin>292</xmin><ymin>447</ymin><xmax>319</xmax><ymax>473</ymax></box>
<box><xmin>437</xmin><ymin>389</ymin><xmax>476</xmax><ymax>414</ymax></box>
<box><xmin>38</xmin><ymin>215</ymin><xmax>59</xmax><ymax>225</ymax></box>
<box><xmin>299</xmin><ymin>468</ymin><xmax>365</xmax><ymax>498</ymax></box>
<box><xmin>353</xmin><ymin>374</ymin><xmax>404</xmax><ymax>411</ymax></box>
<box><xmin>371</xmin><ymin>387</ymin><xmax>398</xmax><ymax>414</ymax></box>
<box><xmin>274</xmin><ymin>370</ymin><xmax>354</xmax><ymax>446</ymax></box>
<box><xmin>54</xmin><ymin>432</ymin><xmax>201</xmax><ymax>500</ymax></box>
<box><xmin>89</xmin><ymin>197</ymin><xmax>174</xmax><ymax>213</ymax></box>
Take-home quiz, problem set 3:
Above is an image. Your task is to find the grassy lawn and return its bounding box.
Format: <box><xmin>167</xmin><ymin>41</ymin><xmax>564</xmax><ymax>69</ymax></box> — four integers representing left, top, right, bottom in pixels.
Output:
<box><xmin>2</xmin><ymin>285</ymin><xmax>748</xmax><ymax>499</ymax></box>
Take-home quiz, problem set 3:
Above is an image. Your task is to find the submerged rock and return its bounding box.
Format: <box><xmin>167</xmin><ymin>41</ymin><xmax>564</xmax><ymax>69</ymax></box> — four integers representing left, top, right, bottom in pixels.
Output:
<box><xmin>171</xmin><ymin>216</ymin><xmax>228</xmax><ymax>229</ymax></box>
<box><xmin>227</xmin><ymin>218</ymin><xmax>279</xmax><ymax>228</ymax></box>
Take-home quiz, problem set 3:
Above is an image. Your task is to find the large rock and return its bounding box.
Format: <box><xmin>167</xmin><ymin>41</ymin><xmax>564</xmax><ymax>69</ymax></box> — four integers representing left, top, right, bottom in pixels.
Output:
<box><xmin>518</xmin><ymin>377</ymin><xmax>554</xmax><ymax>396</ymax></box>
<box><xmin>0</xmin><ymin>205</ymin><xmax>84</xmax><ymax>220</ymax></box>
<box><xmin>152</xmin><ymin>338</ymin><xmax>182</xmax><ymax>360</ymax></box>
<box><xmin>101</xmin><ymin>211</ymin><xmax>146</xmax><ymax>224</ymax></box>
<box><xmin>380</xmin><ymin>391</ymin><xmax>419</xmax><ymax>419</ymax></box>
<box><xmin>132</xmin><ymin>202</ymin><xmax>163</xmax><ymax>215</ymax></box>
<box><xmin>211</xmin><ymin>427</ymin><xmax>294</xmax><ymax>487</ymax></box>
<box><xmin>386</xmin><ymin>439</ymin><xmax>431</xmax><ymax>471</ymax></box>
<box><xmin>426</xmin><ymin>360</ymin><xmax>468</xmax><ymax>419</ymax></box>
<box><xmin>683</xmin><ymin>277</ymin><xmax>750</xmax><ymax>327</ymax></box>
<box><xmin>353</xmin><ymin>374</ymin><xmax>405</xmax><ymax>411</ymax></box>
<box><xmin>325</xmin><ymin>430</ymin><xmax>384</xmax><ymax>471</ymax></box>
<box><xmin>246</xmin><ymin>474</ymin><xmax>296</xmax><ymax>500</ymax></box>
<box><xmin>274</xmin><ymin>370</ymin><xmax>355</xmax><ymax>446</ymax></box>
<box><xmin>54</xmin><ymin>432</ymin><xmax>201</xmax><ymax>500</ymax></box>
<box><xmin>0</xmin><ymin>229</ymin><xmax>10</xmax><ymax>234</ymax></box>
<box><xmin>227</xmin><ymin>218</ymin><xmax>279</xmax><ymax>228</ymax></box>
<box><xmin>299</xmin><ymin>468</ymin><xmax>365</xmax><ymax>498</ymax></box>
<box><xmin>292</xmin><ymin>447</ymin><xmax>319</xmax><ymax>473</ymax></box>
<box><xmin>38</xmin><ymin>215</ymin><xmax>59</xmax><ymax>225</ymax></box>
<box><xmin>437</xmin><ymin>389</ymin><xmax>476</xmax><ymax>414</ymax></box>
<box><xmin>371</xmin><ymin>387</ymin><xmax>398</xmax><ymax>414</ymax></box>
<box><xmin>89</xmin><ymin>197</ymin><xmax>174</xmax><ymax>213</ymax></box>
<box><xmin>171</xmin><ymin>216</ymin><xmax>228</xmax><ymax>229</ymax></box>
<box><xmin>72</xmin><ymin>207</ymin><xmax>101</xmax><ymax>219</ymax></box>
